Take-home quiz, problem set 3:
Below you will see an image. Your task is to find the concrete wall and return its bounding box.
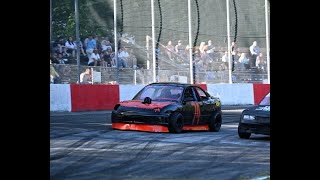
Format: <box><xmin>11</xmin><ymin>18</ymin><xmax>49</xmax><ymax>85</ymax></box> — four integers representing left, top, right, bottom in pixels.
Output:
<box><xmin>50</xmin><ymin>84</ymin><xmax>72</xmax><ymax>112</ymax></box>
<box><xmin>50</xmin><ymin>83</ymin><xmax>270</xmax><ymax>112</ymax></box>
<box><xmin>207</xmin><ymin>84</ymin><xmax>255</xmax><ymax>105</ymax></box>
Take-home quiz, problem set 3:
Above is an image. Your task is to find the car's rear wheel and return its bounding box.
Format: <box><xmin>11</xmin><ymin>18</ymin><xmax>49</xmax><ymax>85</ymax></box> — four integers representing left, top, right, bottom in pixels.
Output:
<box><xmin>209</xmin><ymin>113</ymin><xmax>222</xmax><ymax>132</ymax></box>
<box><xmin>168</xmin><ymin>112</ymin><xmax>184</xmax><ymax>133</ymax></box>
<box><xmin>238</xmin><ymin>125</ymin><xmax>251</xmax><ymax>139</ymax></box>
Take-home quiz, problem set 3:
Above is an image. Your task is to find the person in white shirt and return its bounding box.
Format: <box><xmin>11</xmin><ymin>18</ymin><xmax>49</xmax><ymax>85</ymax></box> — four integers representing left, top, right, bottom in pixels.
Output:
<box><xmin>88</xmin><ymin>49</ymin><xmax>101</xmax><ymax>66</ymax></box>
<box><xmin>80</xmin><ymin>68</ymin><xmax>92</xmax><ymax>84</ymax></box>
<box><xmin>65</xmin><ymin>37</ymin><xmax>76</xmax><ymax>57</ymax></box>
<box><xmin>249</xmin><ymin>41</ymin><xmax>260</xmax><ymax>67</ymax></box>
<box><xmin>221</xmin><ymin>51</ymin><xmax>228</xmax><ymax>63</ymax></box>
<box><xmin>118</xmin><ymin>47</ymin><xmax>129</xmax><ymax>68</ymax></box>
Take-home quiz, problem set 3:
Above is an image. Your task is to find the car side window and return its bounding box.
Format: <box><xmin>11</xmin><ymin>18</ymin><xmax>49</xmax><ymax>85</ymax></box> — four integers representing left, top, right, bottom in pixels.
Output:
<box><xmin>194</xmin><ymin>87</ymin><xmax>208</xmax><ymax>101</ymax></box>
<box><xmin>183</xmin><ymin>87</ymin><xmax>196</xmax><ymax>101</ymax></box>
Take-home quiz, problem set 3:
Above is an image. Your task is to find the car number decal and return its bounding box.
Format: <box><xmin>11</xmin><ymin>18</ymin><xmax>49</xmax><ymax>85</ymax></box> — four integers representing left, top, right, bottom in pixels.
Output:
<box><xmin>215</xmin><ymin>101</ymin><xmax>220</xmax><ymax>107</ymax></box>
<box><xmin>191</xmin><ymin>102</ymin><xmax>200</xmax><ymax>125</ymax></box>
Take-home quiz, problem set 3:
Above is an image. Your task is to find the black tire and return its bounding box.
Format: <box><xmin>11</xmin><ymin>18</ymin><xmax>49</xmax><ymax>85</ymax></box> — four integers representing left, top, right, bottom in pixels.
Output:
<box><xmin>168</xmin><ymin>112</ymin><xmax>184</xmax><ymax>133</ymax></box>
<box><xmin>209</xmin><ymin>113</ymin><xmax>222</xmax><ymax>132</ymax></box>
<box><xmin>238</xmin><ymin>125</ymin><xmax>251</xmax><ymax>139</ymax></box>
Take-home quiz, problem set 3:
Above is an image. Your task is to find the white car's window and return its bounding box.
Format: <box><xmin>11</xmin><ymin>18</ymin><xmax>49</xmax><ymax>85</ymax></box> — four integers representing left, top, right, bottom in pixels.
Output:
<box><xmin>259</xmin><ymin>93</ymin><xmax>270</xmax><ymax>106</ymax></box>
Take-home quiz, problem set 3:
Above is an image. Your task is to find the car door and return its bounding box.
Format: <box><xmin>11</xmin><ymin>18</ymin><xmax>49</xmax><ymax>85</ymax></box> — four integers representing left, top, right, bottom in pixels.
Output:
<box><xmin>181</xmin><ymin>87</ymin><xmax>200</xmax><ymax>125</ymax></box>
<box><xmin>193</xmin><ymin>86</ymin><xmax>214</xmax><ymax>124</ymax></box>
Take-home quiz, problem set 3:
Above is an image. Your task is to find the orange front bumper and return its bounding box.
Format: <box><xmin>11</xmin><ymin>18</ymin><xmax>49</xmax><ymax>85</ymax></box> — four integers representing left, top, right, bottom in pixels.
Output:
<box><xmin>112</xmin><ymin>123</ymin><xmax>209</xmax><ymax>133</ymax></box>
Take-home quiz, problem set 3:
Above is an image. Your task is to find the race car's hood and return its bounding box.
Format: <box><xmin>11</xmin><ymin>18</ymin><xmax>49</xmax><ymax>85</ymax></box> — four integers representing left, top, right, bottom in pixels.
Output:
<box><xmin>119</xmin><ymin>100</ymin><xmax>175</xmax><ymax>109</ymax></box>
<box><xmin>252</xmin><ymin>105</ymin><xmax>270</xmax><ymax>112</ymax></box>
<box><xmin>246</xmin><ymin>105</ymin><xmax>270</xmax><ymax>116</ymax></box>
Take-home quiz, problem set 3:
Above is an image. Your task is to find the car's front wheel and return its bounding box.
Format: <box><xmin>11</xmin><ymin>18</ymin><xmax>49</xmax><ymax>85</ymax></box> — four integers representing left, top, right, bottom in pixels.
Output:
<box><xmin>168</xmin><ymin>112</ymin><xmax>184</xmax><ymax>133</ymax></box>
<box><xmin>238</xmin><ymin>125</ymin><xmax>251</xmax><ymax>139</ymax></box>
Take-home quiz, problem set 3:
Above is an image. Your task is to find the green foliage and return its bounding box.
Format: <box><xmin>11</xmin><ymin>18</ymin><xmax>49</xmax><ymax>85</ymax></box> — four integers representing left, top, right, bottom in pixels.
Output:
<box><xmin>52</xmin><ymin>0</ymin><xmax>114</xmax><ymax>41</ymax></box>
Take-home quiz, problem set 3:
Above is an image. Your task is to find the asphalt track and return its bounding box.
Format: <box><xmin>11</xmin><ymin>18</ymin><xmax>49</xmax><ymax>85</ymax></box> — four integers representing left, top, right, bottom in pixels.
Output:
<box><xmin>50</xmin><ymin>106</ymin><xmax>270</xmax><ymax>180</ymax></box>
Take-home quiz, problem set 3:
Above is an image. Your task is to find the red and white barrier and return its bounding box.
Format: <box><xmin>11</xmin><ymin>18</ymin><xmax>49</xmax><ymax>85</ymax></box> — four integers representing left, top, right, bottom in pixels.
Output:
<box><xmin>70</xmin><ymin>84</ymin><xmax>119</xmax><ymax>112</ymax></box>
<box><xmin>50</xmin><ymin>83</ymin><xmax>269</xmax><ymax>112</ymax></box>
<box><xmin>50</xmin><ymin>84</ymin><xmax>72</xmax><ymax>112</ymax></box>
<box><xmin>50</xmin><ymin>84</ymin><xmax>119</xmax><ymax>112</ymax></box>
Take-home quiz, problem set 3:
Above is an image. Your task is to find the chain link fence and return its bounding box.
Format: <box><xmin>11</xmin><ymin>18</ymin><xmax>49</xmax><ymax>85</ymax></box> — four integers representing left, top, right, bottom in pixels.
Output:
<box><xmin>50</xmin><ymin>0</ymin><xmax>270</xmax><ymax>85</ymax></box>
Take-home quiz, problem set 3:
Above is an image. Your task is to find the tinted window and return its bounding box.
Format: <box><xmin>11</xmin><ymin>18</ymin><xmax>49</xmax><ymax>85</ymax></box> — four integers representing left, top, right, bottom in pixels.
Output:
<box><xmin>194</xmin><ymin>87</ymin><xmax>208</xmax><ymax>100</ymax></box>
<box><xmin>259</xmin><ymin>92</ymin><xmax>270</xmax><ymax>106</ymax></box>
<box><xmin>183</xmin><ymin>87</ymin><xmax>196</xmax><ymax>101</ymax></box>
<box><xmin>133</xmin><ymin>85</ymin><xmax>183</xmax><ymax>102</ymax></box>
<box><xmin>138</xmin><ymin>87</ymin><xmax>155</xmax><ymax>99</ymax></box>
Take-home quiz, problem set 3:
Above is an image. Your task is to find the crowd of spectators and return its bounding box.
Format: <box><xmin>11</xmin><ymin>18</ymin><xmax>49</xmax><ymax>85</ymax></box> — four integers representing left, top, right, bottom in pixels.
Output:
<box><xmin>50</xmin><ymin>33</ymin><xmax>268</xmax><ymax>84</ymax></box>
<box><xmin>50</xmin><ymin>34</ymin><xmax>267</xmax><ymax>73</ymax></box>
<box><xmin>161</xmin><ymin>39</ymin><xmax>267</xmax><ymax>73</ymax></box>
<box><xmin>50</xmin><ymin>35</ymin><xmax>138</xmax><ymax>69</ymax></box>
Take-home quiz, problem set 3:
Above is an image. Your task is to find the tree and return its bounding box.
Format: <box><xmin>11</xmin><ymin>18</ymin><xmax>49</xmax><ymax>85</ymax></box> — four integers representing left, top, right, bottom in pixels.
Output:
<box><xmin>52</xmin><ymin>0</ymin><xmax>114</xmax><ymax>41</ymax></box>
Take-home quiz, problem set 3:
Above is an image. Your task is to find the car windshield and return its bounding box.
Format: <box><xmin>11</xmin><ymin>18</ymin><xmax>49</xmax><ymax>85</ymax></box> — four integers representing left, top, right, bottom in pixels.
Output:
<box><xmin>133</xmin><ymin>85</ymin><xmax>184</xmax><ymax>102</ymax></box>
<box><xmin>259</xmin><ymin>92</ymin><xmax>270</xmax><ymax>106</ymax></box>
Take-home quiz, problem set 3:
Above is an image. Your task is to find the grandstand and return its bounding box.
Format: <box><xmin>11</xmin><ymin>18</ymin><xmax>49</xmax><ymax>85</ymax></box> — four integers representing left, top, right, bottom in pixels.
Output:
<box><xmin>50</xmin><ymin>0</ymin><xmax>269</xmax><ymax>84</ymax></box>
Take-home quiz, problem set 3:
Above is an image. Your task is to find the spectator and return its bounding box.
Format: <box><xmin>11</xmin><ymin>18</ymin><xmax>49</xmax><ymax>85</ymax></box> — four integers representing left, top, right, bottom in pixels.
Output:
<box><xmin>80</xmin><ymin>68</ymin><xmax>92</xmax><ymax>84</ymax></box>
<box><xmin>165</xmin><ymin>40</ymin><xmax>175</xmax><ymax>61</ymax></box>
<box><xmin>205</xmin><ymin>40</ymin><xmax>216</xmax><ymax>61</ymax></box>
<box><xmin>221</xmin><ymin>51</ymin><xmax>229</xmax><ymax>68</ymax></box>
<box><xmin>230</xmin><ymin>41</ymin><xmax>238</xmax><ymax>55</ymax></box>
<box><xmin>103</xmin><ymin>49</ymin><xmax>114</xmax><ymax>67</ymax></box>
<box><xmin>199</xmin><ymin>42</ymin><xmax>207</xmax><ymax>62</ymax></box>
<box><xmin>238</xmin><ymin>53</ymin><xmax>250</xmax><ymax>69</ymax></box>
<box><xmin>89</xmin><ymin>49</ymin><xmax>101</xmax><ymax>66</ymax></box>
<box><xmin>50</xmin><ymin>59</ymin><xmax>60</xmax><ymax>84</ymax></box>
<box><xmin>50</xmin><ymin>53</ymin><xmax>59</xmax><ymax>64</ymax></box>
<box><xmin>65</xmin><ymin>36</ymin><xmax>76</xmax><ymax>57</ymax></box>
<box><xmin>110</xmin><ymin>51</ymin><xmax>116</xmax><ymax>67</ymax></box>
<box><xmin>95</xmin><ymin>36</ymin><xmax>102</xmax><ymax>54</ymax></box>
<box><xmin>54</xmin><ymin>36</ymin><xmax>66</xmax><ymax>55</ymax></box>
<box><xmin>184</xmin><ymin>44</ymin><xmax>192</xmax><ymax>61</ymax></box>
<box><xmin>118</xmin><ymin>47</ymin><xmax>129</xmax><ymax>68</ymax></box>
<box><xmin>230</xmin><ymin>41</ymin><xmax>238</xmax><ymax>65</ymax></box>
<box><xmin>78</xmin><ymin>40</ymin><xmax>87</xmax><ymax>56</ymax></box>
<box><xmin>57</xmin><ymin>53</ymin><xmax>66</xmax><ymax>64</ymax></box>
<box><xmin>256</xmin><ymin>52</ymin><xmax>267</xmax><ymax>73</ymax></box>
<box><xmin>83</xmin><ymin>36</ymin><xmax>90</xmax><ymax>50</ymax></box>
<box><xmin>86</xmin><ymin>35</ymin><xmax>97</xmax><ymax>59</ymax></box>
<box><xmin>175</xmin><ymin>40</ymin><xmax>185</xmax><ymax>62</ymax></box>
<box><xmin>101</xmin><ymin>40</ymin><xmax>112</xmax><ymax>53</ymax></box>
<box><xmin>249</xmin><ymin>41</ymin><xmax>260</xmax><ymax>67</ymax></box>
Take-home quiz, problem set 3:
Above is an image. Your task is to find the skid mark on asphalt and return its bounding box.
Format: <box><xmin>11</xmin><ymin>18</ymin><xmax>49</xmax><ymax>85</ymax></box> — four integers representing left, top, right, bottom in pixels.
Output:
<box><xmin>50</xmin><ymin>118</ymin><xmax>269</xmax><ymax>179</ymax></box>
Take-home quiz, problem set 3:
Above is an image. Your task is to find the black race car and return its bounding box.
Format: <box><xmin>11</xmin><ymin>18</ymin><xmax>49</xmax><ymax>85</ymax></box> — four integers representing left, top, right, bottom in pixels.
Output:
<box><xmin>111</xmin><ymin>83</ymin><xmax>222</xmax><ymax>133</ymax></box>
<box><xmin>238</xmin><ymin>92</ymin><xmax>270</xmax><ymax>139</ymax></box>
